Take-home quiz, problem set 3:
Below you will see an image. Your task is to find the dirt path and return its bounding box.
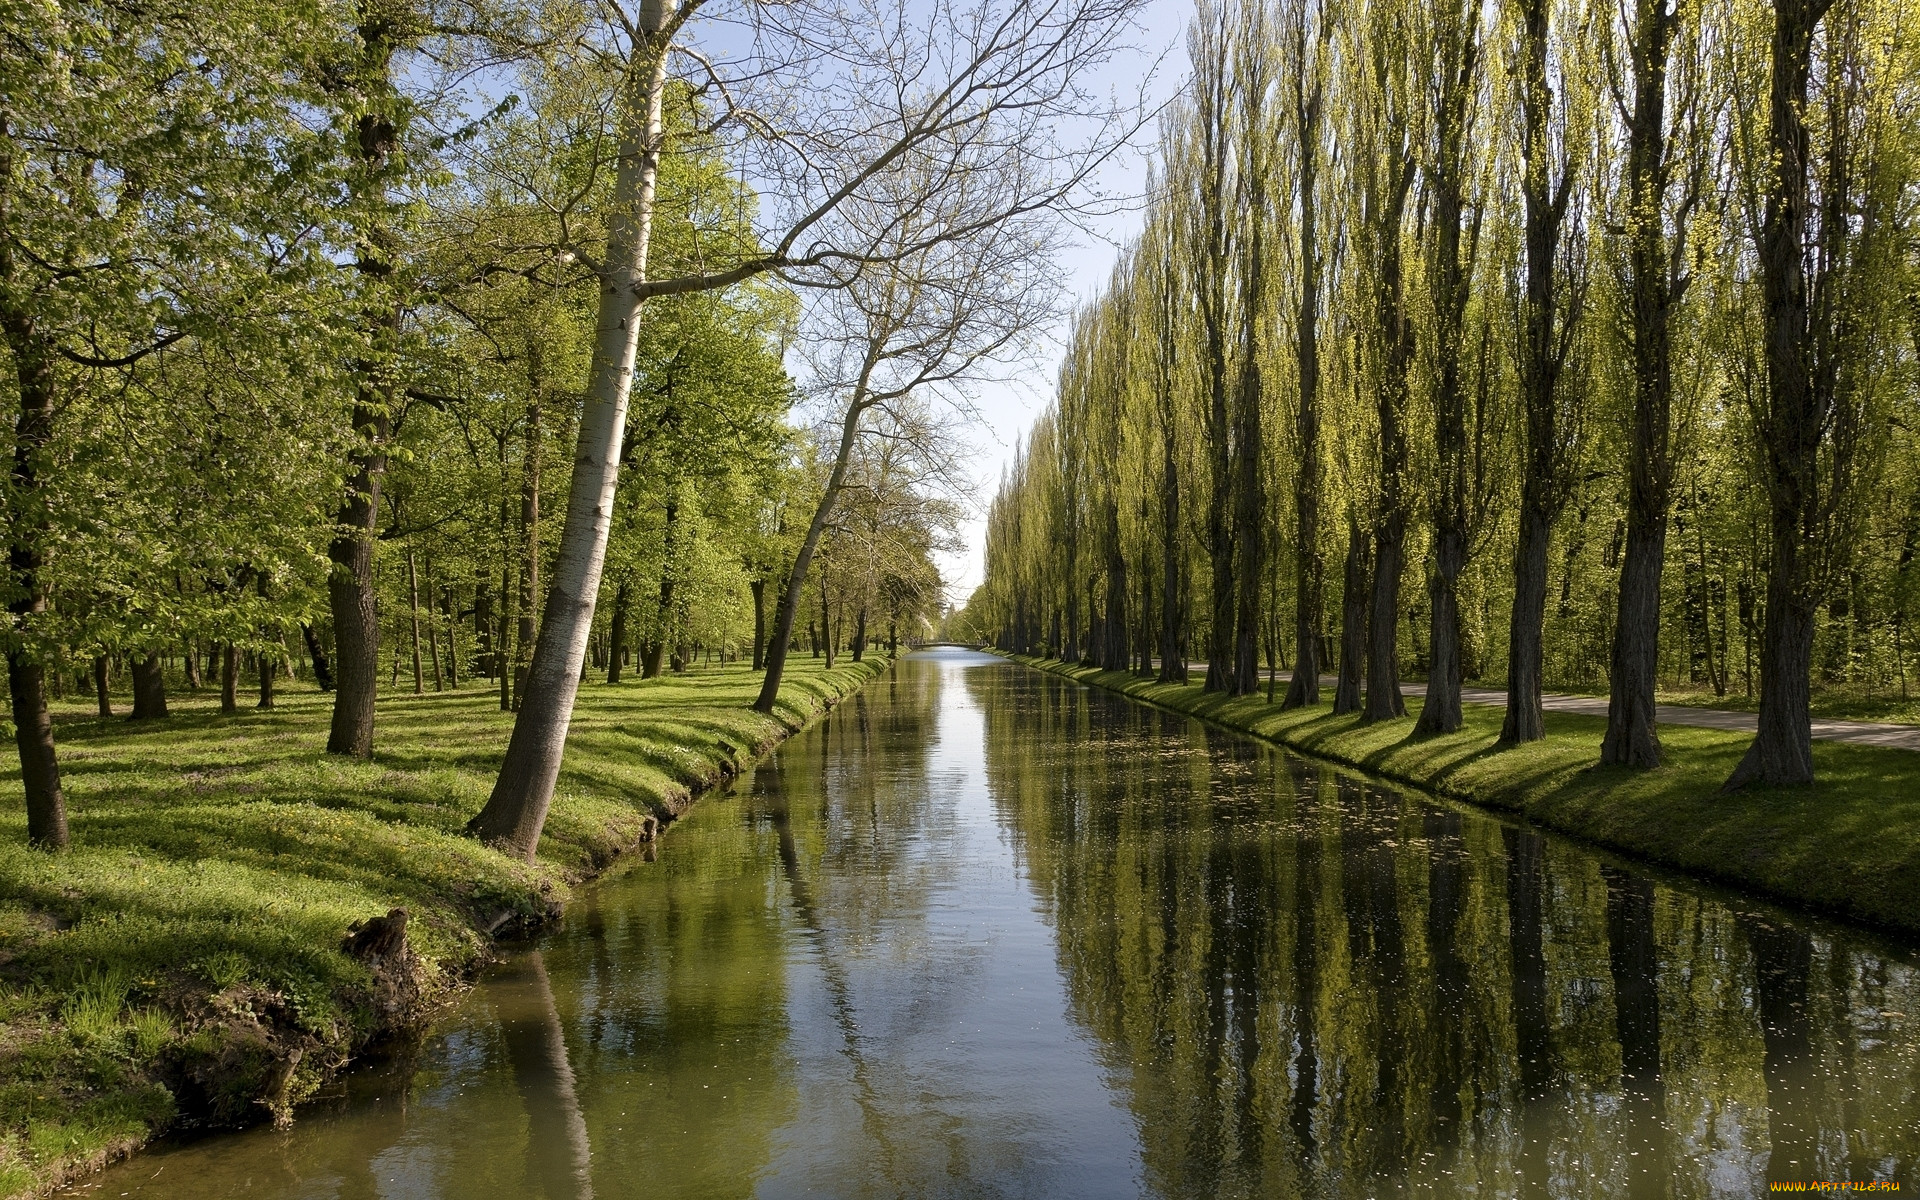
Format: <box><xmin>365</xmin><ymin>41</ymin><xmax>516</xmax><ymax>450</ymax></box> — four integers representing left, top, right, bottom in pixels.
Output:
<box><xmin>1180</xmin><ymin>664</ymin><xmax>1920</xmax><ymax>752</ymax></box>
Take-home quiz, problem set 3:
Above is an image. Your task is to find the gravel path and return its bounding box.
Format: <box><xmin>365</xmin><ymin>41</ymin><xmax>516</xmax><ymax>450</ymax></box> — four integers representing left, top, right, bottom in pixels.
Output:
<box><xmin>1179</xmin><ymin>664</ymin><xmax>1920</xmax><ymax>752</ymax></box>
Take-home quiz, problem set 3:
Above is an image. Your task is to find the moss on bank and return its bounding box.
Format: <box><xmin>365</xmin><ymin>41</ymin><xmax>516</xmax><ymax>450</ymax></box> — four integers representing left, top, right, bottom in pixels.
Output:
<box><xmin>0</xmin><ymin>656</ymin><xmax>887</xmax><ymax>1198</ymax></box>
<box><xmin>1008</xmin><ymin>654</ymin><xmax>1920</xmax><ymax>938</ymax></box>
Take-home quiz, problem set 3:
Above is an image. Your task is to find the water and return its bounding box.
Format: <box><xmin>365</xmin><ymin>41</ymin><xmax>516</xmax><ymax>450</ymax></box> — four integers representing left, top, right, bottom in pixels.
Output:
<box><xmin>74</xmin><ymin>649</ymin><xmax>1919</xmax><ymax>1198</ymax></box>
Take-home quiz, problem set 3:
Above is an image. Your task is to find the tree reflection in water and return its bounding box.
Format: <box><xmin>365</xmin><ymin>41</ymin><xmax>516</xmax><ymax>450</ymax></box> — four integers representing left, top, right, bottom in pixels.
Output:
<box><xmin>499</xmin><ymin>949</ymin><xmax>594</xmax><ymax>1200</ymax></box>
<box><xmin>971</xmin><ymin>661</ymin><xmax>1919</xmax><ymax>1198</ymax></box>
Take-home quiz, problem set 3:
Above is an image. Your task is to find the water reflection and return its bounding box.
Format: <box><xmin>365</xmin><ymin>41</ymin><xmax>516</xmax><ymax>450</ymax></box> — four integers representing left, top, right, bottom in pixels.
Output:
<box><xmin>498</xmin><ymin>950</ymin><xmax>592</xmax><ymax>1199</ymax></box>
<box><xmin>968</xmin><ymin>663</ymin><xmax>1918</xmax><ymax>1198</ymax></box>
<box><xmin>74</xmin><ymin>651</ymin><xmax>1918</xmax><ymax>1199</ymax></box>
<box><xmin>1604</xmin><ymin>864</ymin><xmax>1668</xmax><ymax>1198</ymax></box>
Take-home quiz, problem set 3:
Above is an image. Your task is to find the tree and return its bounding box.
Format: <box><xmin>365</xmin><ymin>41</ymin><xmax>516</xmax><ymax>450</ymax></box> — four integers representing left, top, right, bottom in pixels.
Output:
<box><xmin>467</xmin><ymin>0</ymin><xmax>1140</xmax><ymax>858</ymax></box>
<box><xmin>326</xmin><ymin>0</ymin><xmax>411</xmax><ymax>759</ymax></box>
<box><xmin>1722</xmin><ymin>0</ymin><xmax>1903</xmax><ymax>788</ymax></box>
<box><xmin>1501</xmin><ymin>0</ymin><xmax>1591</xmax><ymax>744</ymax></box>
<box><xmin>1146</xmin><ymin>203</ymin><xmax>1192</xmax><ymax>684</ymax></box>
<box><xmin>753</xmin><ymin>195</ymin><xmax>1053</xmax><ymax>713</ymax></box>
<box><xmin>1598</xmin><ymin>0</ymin><xmax>1707</xmax><ymax>767</ymax></box>
<box><xmin>1354</xmin><ymin>0</ymin><xmax>1416</xmax><ymax>722</ymax></box>
<box><xmin>1280</xmin><ymin>0</ymin><xmax>1333</xmax><ymax>709</ymax></box>
<box><xmin>1411</xmin><ymin>0</ymin><xmax>1489</xmax><ymax>735</ymax></box>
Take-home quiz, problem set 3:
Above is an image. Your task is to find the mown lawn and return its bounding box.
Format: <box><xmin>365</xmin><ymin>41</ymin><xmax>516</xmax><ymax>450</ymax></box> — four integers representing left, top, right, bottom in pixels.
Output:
<box><xmin>1014</xmin><ymin>656</ymin><xmax>1920</xmax><ymax>937</ymax></box>
<box><xmin>0</xmin><ymin>656</ymin><xmax>887</xmax><ymax>1197</ymax></box>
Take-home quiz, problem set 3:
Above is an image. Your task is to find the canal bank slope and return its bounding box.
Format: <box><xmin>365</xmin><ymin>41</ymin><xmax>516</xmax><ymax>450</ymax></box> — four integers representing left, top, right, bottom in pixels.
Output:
<box><xmin>0</xmin><ymin>657</ymin><xmax>888</xmax><ymax>1198</ymax></box>
<box><xmin>1008</xmin><ymin>655</ymin><xmax>1920</xmax><ymax>938</ymax></box>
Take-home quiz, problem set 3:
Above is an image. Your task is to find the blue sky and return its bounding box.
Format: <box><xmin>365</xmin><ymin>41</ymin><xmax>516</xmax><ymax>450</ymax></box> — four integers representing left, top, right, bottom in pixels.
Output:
<box><xmin>934</xmin><ymin>0</ymin><xmax>1192</xmax><ymax>606</ymax></box>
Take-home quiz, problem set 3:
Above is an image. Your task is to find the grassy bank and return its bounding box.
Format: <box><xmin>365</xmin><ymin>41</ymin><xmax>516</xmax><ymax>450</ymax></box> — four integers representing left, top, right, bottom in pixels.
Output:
<box><xmin>0</xmin><ymin>656</ymin><xmax>887</xmax><ymax>1197</ymax></box>
<box><xmin>1009</xmin><ymin>654</ymin><xmax>1920</xmax><ymax>937</ymax></box>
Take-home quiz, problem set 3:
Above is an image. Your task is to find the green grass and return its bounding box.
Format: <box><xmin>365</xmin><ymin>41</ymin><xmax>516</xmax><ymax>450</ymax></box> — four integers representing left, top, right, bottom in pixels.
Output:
<box><xmin>1012</xmin><ymin>655</ymin><xmax>1920</xmax><ymax>936</ymax></box>
<box><xmin>0</xmin><ymin>656</ymin><xmax>887</xmax><ymax>1197</ymax></box>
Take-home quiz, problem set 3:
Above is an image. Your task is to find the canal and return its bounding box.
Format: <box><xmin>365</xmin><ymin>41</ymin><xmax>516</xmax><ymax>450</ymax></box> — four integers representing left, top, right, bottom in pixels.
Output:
<box><xmin>78</xmin><ymin>648</ymin><xmax>1919</xmax><ymax>1197</ymax></box>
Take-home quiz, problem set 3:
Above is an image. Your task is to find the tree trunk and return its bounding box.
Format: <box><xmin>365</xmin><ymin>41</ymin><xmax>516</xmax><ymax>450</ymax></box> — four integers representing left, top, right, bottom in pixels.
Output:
<box><xmin>1503</xmin><ymin>508</ymin><xmax>1553</xmax><ymax>742</ymax></box>
<box><xmin>1228</xmin><ymin>148</ymin><xmax>1267</xmax><ymax>697</ymax></box>
<box><xmin>301</xmin><ymin>624</ymin><xmax>335</xmax><ymax>691</ymax></box>
<box><xmin>642</xmin><ymin>496</ymin><xmax>678</xmax><ymax>680</ymax></box>
<box><xmin>258</xmin><ymin>639</ymin><xmax>276</xmax><ymax>710</ymax></box>
<box><xmin>754</xmin><ymin>374</ymin><xmax>881</xmax><ymax>715</ymax></box>
<box><xmin>6</xmin><ymin>652</ymin><xmax>64</xmax><ymax>848</ymax></box>
<box><xmin>2</xmin><ymin>265</ymin><xmax>69</xmax><ymax>846</ymax></box>
<box><xmin>607</xmin><ymin>578</ymin><xmax>630</xmax><ymax>684</ymax></box>
<box><xmin>1204</xmin><ymin>351</ymin><xmax>1236</xmax><ymax>693</ymax></box>
<box><xmin>1335</xmin><ymin>514</ymin><xmax>1368</xmax><ymax>715</ymax></box>
<box><xmin>750</xmin><ymin>578</ymin><xmax>766</xmax><ymax>671</ymax></box>
<box><xmin>407</xmin><ymin>546</ymin><xmax>425</xmax><ymax>696</ymax></box>
<box><xmin>1158</xmin><ymin>426</ymin><xmax>1186</xmax><ymax>684</ymax></box>
<box><xmin>1418</xmin><ymin>526</ymin><xmax>1466</xmax><ymax>735</ymax></box>
<box><xmin>221</xmin><ymin>644</ymin><xmax>239</xmax><ymax>713</ymax></box>
<box><xmin>1195</xmin><ymin>39</ymin><xmax>1237</xmax><ymax>696</ymax></box>
<box><xmin>1103</xmin><ymin>503</ymin><xmax>1129</xmax><ymax>673</ymax></box>
<box><xmin>327</xmin><ymin>394</ymin><xmax>390</xmax><ymax>755</ymax></box>
<box><xmin>498</xmin><ymin>556</ymin><xmax>513</xmax><ymax>710</ymax></box>
<box><xmin>468</xmin><ymin>5</ymin><xmax>678</xmax><ymax>859</ymax></box>
<box><xmin>1154</xmin><ymin>239</ymin><xmax>1186</xmax><ymax>686</ymax></box>
<box><xmin>92</xmin><ymin>656</ymin><xmax>112</xmax><ymax>719</ymax></box>
<box><xmin>1128</xmin><ymin>506</ymin><xmax>1144</xmax><ymax>675</ymax></box>
<box><xmin>819</xmin><ymin>581</ymin><xmax>835</xmax><ymax>670</ymax></box>
<box><xmin>851</xmin><ymin>606</ymin><xmax>867</xmax><ymax>663</ymax></box>
<box><xmin>1365</xmin><ymin>508</ymin><xmax>1407</xmax><ymax>720</ymax></box>
<box><xmin>427</xmin><ymin>562</ymin><xmax>445</xmax><ymax>692</ymax></box>
<box><xmin>1604</xmin><ymin>514</ymin><xmax>1669</xmax><ymax>766</ymax></box>
<box><xmin>1231</xmin><ymin>343</ymin><xmax>1264</xmax><ymax>698</ymax></box>
<box><xmin>1724</xmin><ymin>0</ymin><xmax>1831</xmax><ymax>790</ymax></box>
<box><xmin>512</xmin><ymin>382</ymin><xmax>543</xmax><ymax>711</ymax></box>
<box><xmin>183</xmin><ymin>637</ymin><xmax>204</xmax><ymax>691</ymax></box>
<box><xmin>1063</xmin><ymin>516</ymin><xmax>1080</xmax><ymax>664</ymax></box>
<box><xmin>130</xmin><ymin>653</ymin><xmax>168</xmax><ymax>720</ymax></box>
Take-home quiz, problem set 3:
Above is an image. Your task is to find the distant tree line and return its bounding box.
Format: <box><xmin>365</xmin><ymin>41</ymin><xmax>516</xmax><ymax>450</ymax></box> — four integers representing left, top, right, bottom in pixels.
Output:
<box><xmin>967</xmin><ymin>0</ymin><xmax>1919</xmax><ymax>788</ymax></box>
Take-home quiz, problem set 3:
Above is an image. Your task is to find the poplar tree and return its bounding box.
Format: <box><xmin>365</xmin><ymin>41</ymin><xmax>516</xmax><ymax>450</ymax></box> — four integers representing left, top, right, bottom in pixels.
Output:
<box><xmin>1598</xmin><ymin>0</ymin><xmax>1707</xmax><ymax>767</ymax></box>
<box><xmin>1410</xmin><ymin>0</ymin><xmax>1489</xmax><ymax>735</ymax></box>
<box><xmin>1723</xmin><ymin>0</ymin><xmax>1904</xmax><ymax>788</ymax></box>
<box><xmin>1354</xmin><ymin>0</ymin><xmax>1416</xmax><ymax>722</ymax></box>
<box><xmin>1501</xmin><ymin>0</ymin><xmax>1592</xmax><ymax>744</ymax></box>
<box><xmin>1279</xmin><ymin>0</ymin><xmax>1332</xmax><ymax>709</ymax></box>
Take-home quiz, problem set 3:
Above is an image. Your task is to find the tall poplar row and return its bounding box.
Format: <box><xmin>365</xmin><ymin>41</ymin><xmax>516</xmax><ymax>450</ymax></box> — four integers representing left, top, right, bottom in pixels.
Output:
<box><xmin>970</xmin><ymin>0</ymin><xmax>1919</xmax><ymax>790</ymax></box>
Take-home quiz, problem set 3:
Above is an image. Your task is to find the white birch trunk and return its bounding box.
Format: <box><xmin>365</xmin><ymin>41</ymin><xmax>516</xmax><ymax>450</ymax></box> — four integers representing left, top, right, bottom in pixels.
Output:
<box><xmin>468</xmin><ymin>1</ymin><xmax>674</xmax><ymax>859</ymax></box>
